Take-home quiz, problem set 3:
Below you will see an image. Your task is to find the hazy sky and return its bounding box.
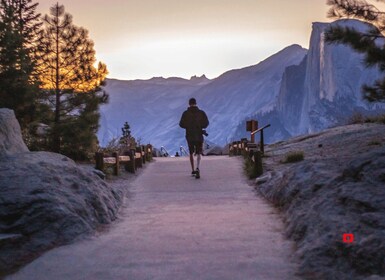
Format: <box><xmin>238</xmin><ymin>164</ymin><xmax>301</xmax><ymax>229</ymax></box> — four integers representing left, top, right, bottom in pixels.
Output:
<box><xmin>37</xmin><ymin>0</ymin><xmax>331</xmax><ymax>80</ymax></box>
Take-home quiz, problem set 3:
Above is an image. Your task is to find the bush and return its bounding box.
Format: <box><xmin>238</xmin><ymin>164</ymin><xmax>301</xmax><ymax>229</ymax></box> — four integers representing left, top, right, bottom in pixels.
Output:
<box><xmin>348</xmin><ymin>112</ymin><xmax>385</xmax><ymax>125</ymax></box>
<box><xmin>98</xmin><ymin>137</ymin><xmax>121</xmax><ymax>155</ymax></box>
<box><xmin>244</xmin><ymin>156</ymin><xmax>258</xmax><ymax>179</ymax></box>
<box><xmin>243</xmin><ymin>152</ymin><xmax>263</xmax><ymax>179</ymax></box>
<box><xmin>365</xmin><ymin>114</ymin><xmax>385</xmax><ymax>124</ymax></box>
<box><xmin>348</xmin><ymin>112</ymin><xmax>365</xmax><ymax>124</ymax></box>
<box><xmin>282</xmin><ymin>151</ymin><xmax>304</xmax><ymax>163</ymax></box>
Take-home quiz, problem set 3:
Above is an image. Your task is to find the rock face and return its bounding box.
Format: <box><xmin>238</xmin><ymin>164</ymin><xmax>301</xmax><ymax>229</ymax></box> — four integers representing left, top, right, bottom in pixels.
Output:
<box><xmin>233</xmin><ymin>19</ymin><xmax>385</xmax><ymax>145</ymax></box>
<box><xmin>194</xmin><ymin>44</ymin><xmax>307</xmax><ymax>145</ymax></box>
<box><xmin>257</xmin><ymin>123</ymin><xmax>385</xmax><ymax>279</ymax></box>
<box><xmin>0</xmin><ymin>109</ymin><xmax>124</xmax><ymax>275</ymax></box>
<box><xmin>0</xmin><ymin>109</ymin><xmax>28</xmax><ymax>156</ymax></box>
<box><xmin>277</xmin><ymin>20</ymin><xmax>385</xmax><ymax>136</ymax></box>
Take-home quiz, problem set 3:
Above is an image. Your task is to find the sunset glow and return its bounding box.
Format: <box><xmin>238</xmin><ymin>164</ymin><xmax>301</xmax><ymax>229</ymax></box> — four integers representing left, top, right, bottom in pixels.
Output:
<box><xmin>37</xmin><ymin>0</ymin><xmax>331</xmax><ymax>80</ymax></box>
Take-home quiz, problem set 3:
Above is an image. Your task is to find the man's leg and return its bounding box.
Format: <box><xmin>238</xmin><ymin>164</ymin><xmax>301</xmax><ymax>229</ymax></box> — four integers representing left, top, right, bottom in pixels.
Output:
<box><xmin>197</xmin><ymin>154</ymin><xmax>201</xmax><ymax>169</ymax></box>
<box><xmin>194</xmin><ymin>142</ymin><xmax>203</xmax><ymax>179</ymax></box>
<box><xmin>196</xmin><ymin>141</ymin><xmax>203</xmax><ymax>169</ymax></box>
<box><xmin>188</xmin><ymin>141</ymin><xmax>195</xmax><ymax>173</ymax></box>
<box><xmin>190</xmin><ymin>153</ymin><xmax>195</xmax><ymax>172</ymax></box>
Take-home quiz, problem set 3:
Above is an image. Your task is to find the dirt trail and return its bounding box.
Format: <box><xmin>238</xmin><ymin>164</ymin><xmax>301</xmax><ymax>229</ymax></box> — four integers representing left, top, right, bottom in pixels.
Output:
<box><xmin>7</xmin><ymin>156</ymin><xmax>299</xmax><ymax>280</ymax></box>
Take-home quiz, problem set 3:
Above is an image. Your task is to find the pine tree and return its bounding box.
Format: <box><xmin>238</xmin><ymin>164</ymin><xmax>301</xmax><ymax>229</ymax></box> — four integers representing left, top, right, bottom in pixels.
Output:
<box><xmin>325</xmin><ymin>0</ymin><xmax>385</xmax><ymax>102</ymax></box>
<box><xmin>59</xmin><ymin>84</ymin><xmax>108</xmax><ymax>160</ymax></box>
<box><xmin>36</xmin><ymin>3</ymin><xmax>108</xmax><ymax>155</ymax></box>
<box><xmin>0</xmin><ymin>0</ymin><xmax>41</xmax><ymax>127</ymax></box>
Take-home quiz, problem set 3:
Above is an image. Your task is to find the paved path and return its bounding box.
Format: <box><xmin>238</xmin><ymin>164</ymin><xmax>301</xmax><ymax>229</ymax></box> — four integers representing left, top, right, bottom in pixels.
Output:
<box><xmin>8</xmin><ymin>156</ymin><xmax>299</xmax><ymax>280</ymax></box>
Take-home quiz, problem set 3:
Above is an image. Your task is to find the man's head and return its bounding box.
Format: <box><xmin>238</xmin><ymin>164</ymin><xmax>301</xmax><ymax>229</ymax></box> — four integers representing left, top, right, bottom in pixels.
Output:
<box><xmin>189</xmin><ymin>98</ymin><xmax>197</xmax><ymax>106</ymax></box>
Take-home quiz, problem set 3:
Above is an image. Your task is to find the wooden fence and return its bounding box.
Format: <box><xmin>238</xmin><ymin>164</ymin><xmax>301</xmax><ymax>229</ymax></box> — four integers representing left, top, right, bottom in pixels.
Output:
<box><xmin>229</xmin><ymin>121</ymin><xmax>270</xmax><ymax>178</ymax></box>
<box><xmin>95</xmin><ymin>144</ymin><xmax>153</xmax><ymax>176</ymax></box>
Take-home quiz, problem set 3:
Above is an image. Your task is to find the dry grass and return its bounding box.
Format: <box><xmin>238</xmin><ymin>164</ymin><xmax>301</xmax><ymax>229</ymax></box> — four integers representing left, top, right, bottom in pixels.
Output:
<box><xmin>282</xmin><ymin>151</ymin><xmax>305</xmax><ymax>163</ymax></box>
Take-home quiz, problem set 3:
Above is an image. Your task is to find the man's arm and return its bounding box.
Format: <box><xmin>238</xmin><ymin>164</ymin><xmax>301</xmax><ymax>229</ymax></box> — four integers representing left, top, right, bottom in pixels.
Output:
<box><xmin>179</xmin><ymin>111</ymin><xmax>187</xmax><ymax>128</ymax></box>
<box><xmin>201</xmin><ymin>111</ymin><xmax>209</xmax><ymax>128</ymax></box>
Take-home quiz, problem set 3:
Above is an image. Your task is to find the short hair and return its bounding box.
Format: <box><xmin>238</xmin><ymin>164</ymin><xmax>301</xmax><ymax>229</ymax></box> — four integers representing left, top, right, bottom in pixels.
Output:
<box><xmin>189</xmin><ymin>98</ymin><xmax>197</xmax><ymax>105</ymax></box>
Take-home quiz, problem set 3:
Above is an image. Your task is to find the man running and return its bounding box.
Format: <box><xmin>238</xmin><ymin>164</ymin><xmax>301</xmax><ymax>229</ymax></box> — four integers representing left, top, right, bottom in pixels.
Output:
<box><xmin>179</xmin><ymin>98</ymin><xmax>209</xmax><ymax>179</ymax></box>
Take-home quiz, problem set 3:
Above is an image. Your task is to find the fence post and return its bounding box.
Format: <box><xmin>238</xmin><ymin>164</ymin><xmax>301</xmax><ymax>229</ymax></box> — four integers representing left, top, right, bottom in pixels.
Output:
<box><xmin>129</xmin><ymin>149</ymin><xmax>136</xmax><ymax>173</ymax></box>
<box><xmin>95</xmin><ymin>152</ymin><xmax>104</xmax><ymax>171</ymax></box>
<box><xmin>122</xmin><ymin>150</ymin><xmax>130</xmax><ymax>173</ymax></box>
<box><xmin>146</xmin><ymin>144</ymin><xmax>153</xmax><ymax>161</ymax></box>
<box><xmin>241</xmin><ymin>138</ymin><xmax>248</xmax><ymax>156</ymax></box>
<box><xmin>135</xmin><ymin>147</ymin><xmax>143</xmax><ymax>168</ymax></box>
<box><xmin>141</xmin><ymin>145</ymin><xmax>146</xmax><ymax>164</ymax></box>
<box><xmin>251</xmin><ymin>120</ymin><xmax>258</xmax><ymax>143</ymax></box>
<box><xmin>253</xmin><ymin>150</ymin><xmax>263</xmax><ymax>177</ymax></box>
<box><xmin>113</xmin><ymin>152</ymin><xmax>119</xmax><ymax>176</ymax></box>
<box><xmin>260</xmin><ymin>129</ymin><xmax>265</xmax><ymax>154</ymax></box>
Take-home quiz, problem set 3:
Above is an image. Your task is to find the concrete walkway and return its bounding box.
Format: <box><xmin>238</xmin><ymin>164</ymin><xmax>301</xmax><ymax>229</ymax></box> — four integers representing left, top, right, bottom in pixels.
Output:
<box><xmin>8</xmin><ymin>156</ymin><xmax>299</xmax><ymax>280</ymax></box>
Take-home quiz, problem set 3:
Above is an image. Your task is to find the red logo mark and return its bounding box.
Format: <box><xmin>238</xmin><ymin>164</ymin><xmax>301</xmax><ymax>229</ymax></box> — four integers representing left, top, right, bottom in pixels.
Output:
<box><xmin>343</xmin><ymin>233</ymin><xmax>354</xmax><ymax>243</ymax></box>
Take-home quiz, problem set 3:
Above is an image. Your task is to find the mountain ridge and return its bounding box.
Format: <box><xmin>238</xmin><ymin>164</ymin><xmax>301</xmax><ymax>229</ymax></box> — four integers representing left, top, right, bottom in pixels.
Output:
<box><xmin>98</xmin><ymin>19</ymin><xmax>385</xmax><ymax>154</ymax></box>
<box><xmin>99</xmin><ymin>44</ymin><xmax>307</xmax><ymax>152</ymax></box>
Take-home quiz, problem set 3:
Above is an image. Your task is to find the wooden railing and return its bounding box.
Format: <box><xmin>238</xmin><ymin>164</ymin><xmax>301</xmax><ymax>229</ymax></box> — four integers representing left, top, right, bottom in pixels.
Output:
<box><xmin>228</xmin><ymin>138</ymin><xmax>249</xmax><ymax>156</ymax></box>
<box><xmin>229</xmin><ymin>123</ymin><xmax>271</xmax><ymax>156</ymax></box>
<box><xmin>95</xmin><ymin>144</ymin><xmax>153</xmax><ymax>176</ymax></box>
<box><xmin>229</xmin><ymin>121</ymin><xmax>270</xmax><ymax>178</ymax></box>
<box><xmin>251</xmin><ymin>124</ymin><xmax>271</xmax><ymax>154</ymax></box>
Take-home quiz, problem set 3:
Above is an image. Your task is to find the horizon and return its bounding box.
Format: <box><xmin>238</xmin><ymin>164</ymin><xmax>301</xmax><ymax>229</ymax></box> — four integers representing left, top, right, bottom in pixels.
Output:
<box><xmin>104</xmin><ymin>43</ymin><xmax>307</xmax><ymax>82</ymax></box>
<box><xmin>37</xmin><ymin>0</ymin><xmax>332</xmax><ymax>80</ymax></box>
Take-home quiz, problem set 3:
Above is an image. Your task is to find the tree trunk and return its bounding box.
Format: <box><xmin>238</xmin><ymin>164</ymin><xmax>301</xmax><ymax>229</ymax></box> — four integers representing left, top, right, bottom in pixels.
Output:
<box><xmin>53</xmin><ymin>5</ymin><xmax>61</xmax><ymax>153</ymax></box>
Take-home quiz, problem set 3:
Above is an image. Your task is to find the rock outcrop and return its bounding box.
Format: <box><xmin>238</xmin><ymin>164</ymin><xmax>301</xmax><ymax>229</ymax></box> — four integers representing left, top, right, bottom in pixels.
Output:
<box><xmin>0</xmin><ymin>109</ymin><xmax>124</xmax><ymax>276</ymax></box>
<box><xmin>0</xmin><ymin>109</ymin><xmax>28</xmax><ymax>156</ymax></box>
<box><xmin>258</xmin><ymin>123</ymin><xmax>385</xmax><ymax>279</ymax></box>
